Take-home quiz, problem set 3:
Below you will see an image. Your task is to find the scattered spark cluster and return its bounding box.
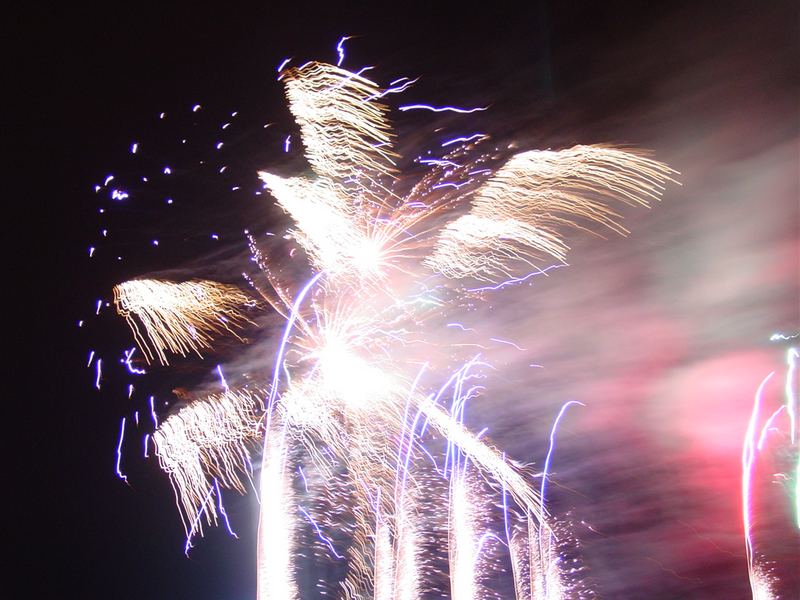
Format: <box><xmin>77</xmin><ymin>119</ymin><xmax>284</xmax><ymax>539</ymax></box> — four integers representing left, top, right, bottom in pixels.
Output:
<box><xmin>81</xmin><ymin>41</ymin><xmax>783</xmax><ymax>600</ymax></box>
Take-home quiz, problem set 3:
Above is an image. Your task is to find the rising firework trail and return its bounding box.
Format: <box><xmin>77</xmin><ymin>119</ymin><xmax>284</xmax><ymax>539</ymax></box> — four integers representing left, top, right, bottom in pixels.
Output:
<box><xmin>91</xmin><ymin>48</ymin><xmax>681</xmax><ymax>598</ymax></box>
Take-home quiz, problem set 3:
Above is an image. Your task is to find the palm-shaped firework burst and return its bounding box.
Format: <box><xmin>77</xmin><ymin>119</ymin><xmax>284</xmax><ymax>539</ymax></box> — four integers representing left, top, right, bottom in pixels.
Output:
<box><xmin>108</xmin><ymin>57</ymin><xmax>676</xmax><ymax>599</ymax></box>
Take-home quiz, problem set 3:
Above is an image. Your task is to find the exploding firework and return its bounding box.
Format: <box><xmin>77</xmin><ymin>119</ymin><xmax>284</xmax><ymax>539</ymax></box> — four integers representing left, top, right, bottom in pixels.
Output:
<box><xmin>91</xmin><ymin>48</ymin><xmax>682</xmax><ymax>599</ymax></box>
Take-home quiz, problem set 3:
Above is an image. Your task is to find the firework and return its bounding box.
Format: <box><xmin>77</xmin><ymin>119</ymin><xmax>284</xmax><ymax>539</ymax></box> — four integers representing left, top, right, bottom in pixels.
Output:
<box><xmin>113</xmin><ymin>279</ymin><xmax>255</xmax><ymax>365</ymax></box>
<box><xmin>98</xmin><ymin>51</ymin><xmax>679</xmax><ymax>599</ymax></box>
<box><xmin>153</xmin><ymin>388</ymin><xmax>263</xmax><ymax>536</ymax></box>
<box><xmin>426</xmin><ymin>146</ymin><xmax>676</xmax><ymax>281</ymax></box>
<box><xmin>741</xmin><ymin>344</ymin><xmax>799</xmax><ymax>600</ymax></box>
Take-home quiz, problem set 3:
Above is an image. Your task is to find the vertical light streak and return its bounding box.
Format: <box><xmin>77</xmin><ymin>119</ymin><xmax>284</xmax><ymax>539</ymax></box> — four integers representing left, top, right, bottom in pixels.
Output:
<box><xmin>215</xmin><ymin>478</ymin><xmax>239</xmax><ymax>539</ymax></box>
<box><xmin>785</xmin><ymin>347</ymin><xmax>797</xmax><ymax>444</ymax></box>
<box><xmin>336</xmin><ymin>35</ymin><xmax>351</xmax><ymax>67</ymax></box>
<box><xmin>257</xmin><ymin>434</ymin><xmax>297</xmax><ymax>600</ymax></box>
<box><xmin>116</xmin><ymin>416</ymin><xmax>128</xmax><ymax>483</ymax></box>
<box><xmin>449</xmin><ymin>468</ymin><xmax>479</xmax><ymax>600</ymax></box>
<box><xmin>374</xmin><ymin>502</ymin><xmax>395</xmax><ymax>600</ymax></box>
<box><xmin>540</xmin><ymin>401</ymin><xmax>585</xmax><ymax>513</ymax></box>
<box><xmin>95</xmin><ymin>358</ymin><xmax>102</xmax><ymax>390</ymax></box>
<box><xmin>394</xmin><ymin>494</ymin><xmax>420</xmax><ymax>600</ymax></box>
<box><xmin>742</xmin><ymin>372</ymin><xmax>775</xmax><ymax>599</ymax></box>
<box><xmin>149</xmin><ymin>396</ymin><xmax>159</xmax><ymax>430</ymax></box>
<box><xmin>216</xmin><ymin>364</ymin><xmax>229</xmax><ymax>391</ymax></box>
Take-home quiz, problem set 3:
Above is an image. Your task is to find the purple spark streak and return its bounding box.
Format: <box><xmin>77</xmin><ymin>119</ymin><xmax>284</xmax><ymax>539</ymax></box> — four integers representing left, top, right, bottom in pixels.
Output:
<box><xmin>441</xmin><ymin>133</ymin><xmax>487</xmax><ymax>147</ymax></box>
<box><xmin>122</xmin><ymin>348</ymin><xmax>146</xmax><ymax>375</ymax></box>
<box><xmin>149</xmin><ymin>396</ymin><xmax>159</xmax><ymax>429</ymax></box>
<box><xmin>467</xmin><ymin>264</ymin><xmax>567</xmax><ymax>293</ymax></box>
<box><xmin>489</xmin><ymin>337</ymin><xmax>526</xmax><ymax>352</ymax></box>
<box><xmin>399</xmin><ymin>104</ymin><xmax>488</xmax><ymax>114</ymax></box>
<box><xmin>216</xmin><ymin>364</ymin><xmax>229</xmax><ymax>391</ymax></box>
<box><xmin>297</xmin><ymin>466</ymin><xmax>310</xmax><ymax>493</ymax></box>
<box><xmin>185</xmin><ymin>486</ymin><xmax>215</xmax><ymax>556</ymax></box>
<box><xmin>419</xmin><ymin>158</ymin><xmax>462</xmax><ymax>168</ymax></box>
<box><xmin>264</xmin><ymin>272</ymin><xmax>325</xmax><ymax>440</ymax></box>
<box><xmin>298</xmin><ymin>506</ymin><xmax>344</xmax><ymax>559</ymax></box>
<box><xmin>95</xmin><ymin>358</ymin><xmax>102</xmax><ymax>389</ymax></box>
<box><xmin>540</xmin><ymin>401</ymin><xmax>585</xmax><ymax>512</ymax></box>
<box><xmin>214</xmin><ymin>479</ymin><xmax>239</xmax><ymax>538</ymax></box>
<box><xmin>276</xmin><ymin>57</ymin><xmax>292</xmax><ymax>73</ymax></box>
<box><xmin>116</xmin><ymin>417</ymin><xmax>128</xmax><ymax>483</ymax></box>
<box><xmin>335</xmin><ymin>35</ymin><xmax>351</xmax><ymax>67</ymax></box>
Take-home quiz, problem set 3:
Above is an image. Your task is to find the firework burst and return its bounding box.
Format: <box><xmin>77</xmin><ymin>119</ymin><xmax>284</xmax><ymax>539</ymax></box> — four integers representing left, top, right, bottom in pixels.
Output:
<box><xmin>95</xmin><ymin>51</ymin><xmax>680</xmax><ymax>599</ymax></box>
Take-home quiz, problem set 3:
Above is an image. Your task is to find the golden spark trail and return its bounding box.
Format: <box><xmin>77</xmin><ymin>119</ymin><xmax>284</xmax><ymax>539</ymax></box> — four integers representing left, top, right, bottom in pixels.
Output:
<box><xmin>114</xmin><ymin>279</ymin><xmax>254</xmax><ymax>365</ymax></box>
<box><xmin>427</xmin><ymin>146</ymin><xmax>676</xmax><ymax>281</ymax></box>
<box><xmin>153</xmin><ymin>389</ymin><xmax>262</xmax><ymax>536</ymax></box>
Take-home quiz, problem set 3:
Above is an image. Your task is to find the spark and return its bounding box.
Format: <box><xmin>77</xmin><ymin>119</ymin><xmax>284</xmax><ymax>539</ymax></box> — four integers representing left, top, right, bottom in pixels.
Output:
<box><xmin>298</xmin><ymin>506</ymin><xmax>344</xmax><ymax>559</ymax></box>
<box><xmin>467</xmin><ymin>264</ymin><xmax>567</xmax><ymax>293</ymax></box>
<box><xmin>447</xmin><ymin>323</ymin><xmax>474</xmax><ymax>332</ymax></box>
<box><xmin>399</xmin><ymin>103</ymin><xmax>489</xmax><ymax>114</ymax></box>
<box><xmin>297</xmin><ymin>466</ymin><xmax>309</xmax><ymax>493</ymax></box>
<box><xmin>185</xmin><ymin>485</ymin><xmax>215</xmax><ymax>556</ymax></box>
<box><xmin>541</xmin><ymin>401</ymin><xmax>585</xmax><ymax>512</ymax></box>
<box><xmin>116</xmin><ymin>416</ymin><xmax>128</xmax><ymax>483</ymax></box>
<box><xmin>441</xmin><ymin>133</ymin><xmax>487</xmax><ymax>147</ymax></box>
<box><xmin>131</xmin><ymin>142</ymin><xmax>138</xmax><ymax>154</ymax></box>
<box><xmin>94</xmin><ymin>358</ymin><xmax>102</xmax><ymax>389</ymax></box>
<box><xmin>277</xmin><ymin>57</ymin><xmax>292</xmax><ymax>73</ymax></box>
<box><xmin>113</xmin><ymin>279</ymin><xmax>254</xmax><ymax>365</ymax></box>
<box><xmin>489</xmin><ymin>337</ymin><xmax>527</xmax><ymax>352</ymax></box>
<box><xmin>335</xmin><ymin>35</ymin><xmax>352</xmax><ymax>67</ymax></box>
<box><xmin>215</xmin><ymin>478</ymin><xmax>239</xmax><ymax>538</ymax></box>
<box><xmin>122</xmin><ymin>347</ymin><xmax>146</xmax><ymax>375</ymax></box>
<box><xmin>216</xmin><ymin>364</ymin><xmax>229</xmax><ymax>391</ymax></box>
<box><xmin>770</xmin><ymin>332</ymin><xmax>799</xmax><ymax>341</ymax></box>
<box><xmin>149</xmin><ymin>395</ymin><xmax>158</xmax><ymax>429</ymax></box>
<box><xmin>419</xmin><ymin>158</ymin><xmax>462</xmax><ymax>168</ymax></box>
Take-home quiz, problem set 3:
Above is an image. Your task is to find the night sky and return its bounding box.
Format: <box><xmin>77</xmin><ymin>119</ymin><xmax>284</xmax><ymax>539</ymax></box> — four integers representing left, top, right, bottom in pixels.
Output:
<box><xmin>19</xmin><ymin>2</ymin><xmax>798</xmax><ymax>599</ymax></box>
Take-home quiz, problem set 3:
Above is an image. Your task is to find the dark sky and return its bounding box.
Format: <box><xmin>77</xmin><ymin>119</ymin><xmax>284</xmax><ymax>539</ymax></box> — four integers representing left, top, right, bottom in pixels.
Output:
<box><xmin>19</xmin><ymin>1</ymin><xmax>798</xmax><ymax>599</ymax></box>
